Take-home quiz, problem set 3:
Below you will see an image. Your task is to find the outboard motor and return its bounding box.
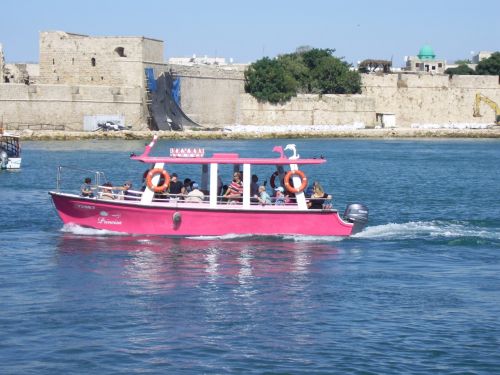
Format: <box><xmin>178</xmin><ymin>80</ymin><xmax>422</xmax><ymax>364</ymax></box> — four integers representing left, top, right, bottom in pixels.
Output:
<box><xmin>0</xmin><ymin>149</ymin><xmax>8</xmax><ymax>169</ymax></box>
<box><xmin>343</xmin><ymin>203</ymin><xmax>369</xmax><ymax>234</ymax></box>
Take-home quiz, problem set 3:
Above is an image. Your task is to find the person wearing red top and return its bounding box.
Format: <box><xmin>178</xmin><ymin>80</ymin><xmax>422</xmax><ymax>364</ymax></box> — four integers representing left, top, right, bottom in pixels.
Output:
<box><xmin>224</xmin><ymin>172</ymin><xmax>243</xmax><ymax>203</ymax></box>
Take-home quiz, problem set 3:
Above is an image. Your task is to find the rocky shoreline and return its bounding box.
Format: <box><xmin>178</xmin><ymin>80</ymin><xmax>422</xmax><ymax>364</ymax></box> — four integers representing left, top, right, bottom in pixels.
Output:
<box><xmin>12</xmin><ymin>127</ymin><xmax>500</xmax><ymax>140</ymax></box>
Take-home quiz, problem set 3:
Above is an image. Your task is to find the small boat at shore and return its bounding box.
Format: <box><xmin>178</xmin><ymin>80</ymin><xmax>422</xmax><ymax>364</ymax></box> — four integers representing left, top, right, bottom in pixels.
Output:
<box><xmin>49</xmin><ymin>136</ymin><xmax>368</xmax><ymax>237</ymax></box>
<box><xmin>0</xmin><ymin>129</ymin><xmax>22</xmax><ymax>170</ymax></box>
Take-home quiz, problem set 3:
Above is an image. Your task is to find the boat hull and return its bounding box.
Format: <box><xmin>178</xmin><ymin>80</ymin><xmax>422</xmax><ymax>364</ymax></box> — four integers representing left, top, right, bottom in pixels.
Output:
<box><xmin>1</xmin><ymin>157</ymin><xmax>21</xmax><ymax>169</ymax></box>
<box><xmin>50</xmin><ymin>192</ymin><xmax>356</xmax><ymax>237</ymax></box>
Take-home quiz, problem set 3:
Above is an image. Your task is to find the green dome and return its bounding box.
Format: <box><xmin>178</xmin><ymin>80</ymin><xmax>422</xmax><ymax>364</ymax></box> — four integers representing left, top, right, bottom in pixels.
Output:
<box><xmin>418</xmin><ymin>45</ymin><xmax>436</xmax><ymax>60</ymax></box>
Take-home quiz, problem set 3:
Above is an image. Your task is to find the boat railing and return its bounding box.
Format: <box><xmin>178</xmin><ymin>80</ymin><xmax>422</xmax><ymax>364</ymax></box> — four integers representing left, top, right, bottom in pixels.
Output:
<box><xmin>70</xmin><ymin>183</ymin><xmax>334</xmax><ymax>211</ymax></box>
<box><xmin>0</xmin><ymin>135</ymin><xmax>20</xmax><ymax>157</ymax></box>
<box><xmin>56</xmin><ymin>165</ymin><xmax>107</xmax><ymax>193</ymax></box>
<box><xmin>95</xmin><ymin>186</ymin><xmax>143</xmax><ymax>201</ymax></box>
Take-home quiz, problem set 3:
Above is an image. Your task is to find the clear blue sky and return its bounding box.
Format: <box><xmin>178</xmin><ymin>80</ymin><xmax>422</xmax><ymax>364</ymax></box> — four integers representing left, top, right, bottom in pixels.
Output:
<box><xmin>1</xmin><ymin>0</ymin><xmax>498</xmax><ymax>67</ymax></box>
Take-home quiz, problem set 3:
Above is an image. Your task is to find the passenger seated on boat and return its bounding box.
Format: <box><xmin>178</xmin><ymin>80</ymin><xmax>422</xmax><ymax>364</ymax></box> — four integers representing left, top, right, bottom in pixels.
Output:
<box><xmin>153</xmin><ymin>175</ymin><xmax>169</xmax><ymax>201</ymax></box>
<box><xmin>118</xmin><ymin>181</ymin><xmax>139</xmax><ymax>200</ymax></box>
<box><xmin>250</xmin><ymin>174</ymin><xmax>259</xmax><ymax>198</ymax></box>
<box><xmin>305</xmin><ymin>186</ymin><xmax>314</xmax><ymax>198</ymax></box>
<box><xmin>217</xmin><ymin>176</ymin><xmax>224</xmax><ymax>196</ymax></box>
<box><xmin>80</xmin><ymin>177</ymin><xmax>94</xmax><ymax>198</ymax></box>
<box><xmin>224</xmin><ymin>172</ymin><xmax>243</xmax><ymax>202</ymax></box>
<box><xmin>100</xmin><ymin>182</ymin><xmax>115</xmax><ymax>200</ymax></box>
<box><xmin>140</xmin><ymin>169</ymin><xmax>150</xmax><ymax>191</ymax></box>
<box><xmin>185</xmin><ymin>182</ymin><xmax>205</xmax><ymax>202</ymax></box>
<box><xmin>274</xmin><ymin>186</ymin><xmax>286</xmax><ymax>205</ymax></box>
<box><xmin>307</xmin><ymin>181</ymin><xmax>332</xmax><ymax>209</ymax></box>
<box><xmin>183</xmin><ymin>178</ymin><xmax>192</xmax><ymax>194</ymax></box>
<box><xmin>168</xmin><ymin>173</ymin><xmax>184</xmax><ymax>200</ymax></box>
<box><xmin>255</xmin><ymin>185</ymin><xmax>272</xmax><ymax>205</ymax></box>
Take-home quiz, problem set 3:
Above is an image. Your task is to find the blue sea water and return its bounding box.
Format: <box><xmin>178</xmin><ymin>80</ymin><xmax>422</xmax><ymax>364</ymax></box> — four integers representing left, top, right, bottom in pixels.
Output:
<box><xmin>1</xmin><ymin>138</ymin><xmax>500</xmax><ymax>374</ymax></box>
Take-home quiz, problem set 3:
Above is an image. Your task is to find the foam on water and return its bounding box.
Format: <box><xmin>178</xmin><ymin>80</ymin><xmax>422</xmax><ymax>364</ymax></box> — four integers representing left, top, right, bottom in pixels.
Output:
<box><xmin>60</xmin><ymin>223</ymin><xmax>128</xmax><ymax>236</ymax></box>
<box><xmin>60</xmin><ymin>221</ymin><xmax>499</xmax><ymax>243</ymax></box>
<box><xmin>355</xmin><ymin>220</ymin><xmax>500</xmax><ymax>241</ymax></box>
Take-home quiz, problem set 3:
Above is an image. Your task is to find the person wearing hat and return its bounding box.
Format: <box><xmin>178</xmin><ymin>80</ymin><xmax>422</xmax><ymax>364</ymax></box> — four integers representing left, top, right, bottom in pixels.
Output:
<box><xmin>185</xmin><ymin>182</ymin><xmax>204</xmax><ymax>202</ymax></box>
<box><xmin>274</xmin><ymin>186</ymin><xmax>286</xmax><ymax>205</ymax></box>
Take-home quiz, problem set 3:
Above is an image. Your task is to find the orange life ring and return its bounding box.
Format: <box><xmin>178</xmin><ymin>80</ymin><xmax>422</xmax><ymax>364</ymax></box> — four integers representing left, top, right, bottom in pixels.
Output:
<box><xmin>284</xmin><ymin>170</ymin><xmax>308</xmax><ymax>193</ymax></box>
<box><xmin>270</xmin><ymin>171</ymin><xmax>280</xmax><ymax>189</ymax></box>
<box><xmin>146</xmin><ymin>168</ymin><xmax>170</xmax><ymax>193</ymax></box>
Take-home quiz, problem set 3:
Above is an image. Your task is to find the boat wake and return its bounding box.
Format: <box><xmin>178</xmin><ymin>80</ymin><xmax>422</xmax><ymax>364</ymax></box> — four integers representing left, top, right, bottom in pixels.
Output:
<box><xmin>60</xmin><ymin>223</ymin><xmax>128</xmax><ymax>236</ymax></box>
<box><xmin>60</xmin><ymin>221</ymin><xmax>499</xmax><ymax>244</ymax></box>
<box><xmin>354</xmin><ymin>220</ymin><xmax>500</xmax><ymax>242</ymax></box>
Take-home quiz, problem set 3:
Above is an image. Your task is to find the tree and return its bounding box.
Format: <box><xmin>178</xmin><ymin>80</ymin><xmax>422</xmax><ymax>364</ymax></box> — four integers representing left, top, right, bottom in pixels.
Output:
<box><xmin>276</xmin><ymin>52</ymin><xmax>310</xmax><ymax>93</ymax></box>
<box><xmin>476</xmin><ymin>52</ymin><xmax>500</xmax><ymax>75</ymax></box>
<box><xmin>310</xmin><ymin>56</ymin><xmax>361</xmax><ymax>94</ymax></box>
<box><xmin>244</xmin><ymin>48</ymin><xmax>361</xmax><ymax>103</ymax></box>
<box><xmin>445</xmin><ymin>64</ymin><xmax>476</xmax><ymax>75</ymax></box>
<box><xmin>244</xmin><ymin>57</ymin><xmax>297</xmax><ymax>104</ymax></box>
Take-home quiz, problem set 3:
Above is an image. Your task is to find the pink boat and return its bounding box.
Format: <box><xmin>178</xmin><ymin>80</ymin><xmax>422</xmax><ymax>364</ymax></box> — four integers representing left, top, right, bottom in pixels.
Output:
<box><xmin>50</xmin><ymin>136</ymin><xmax>368</xmax><ymax>237</ymax></box>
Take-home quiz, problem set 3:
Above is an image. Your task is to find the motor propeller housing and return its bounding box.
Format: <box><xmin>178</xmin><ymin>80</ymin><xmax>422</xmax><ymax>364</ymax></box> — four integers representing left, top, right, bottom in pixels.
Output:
<box><xmin>343</xmin><ymin>203</ymin><xmax>369</xmax><ymax>234</ymax></box>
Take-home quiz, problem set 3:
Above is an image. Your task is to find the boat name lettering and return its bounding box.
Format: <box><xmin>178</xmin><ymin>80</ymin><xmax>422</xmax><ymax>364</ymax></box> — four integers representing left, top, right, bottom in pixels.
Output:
<box><xmin>170</xmin><ymin>147</ymin><xmax>204</xmax><ymax>158</ymax></box>
<box><xmin>75</xmin><ymin>204</ymin><xmax>95</xmax><ymax>210</ymax></box>
<box><xmin>97</xmin><ymin>217</ymin><xmax>122</xmax><ymax>225</ymax></box>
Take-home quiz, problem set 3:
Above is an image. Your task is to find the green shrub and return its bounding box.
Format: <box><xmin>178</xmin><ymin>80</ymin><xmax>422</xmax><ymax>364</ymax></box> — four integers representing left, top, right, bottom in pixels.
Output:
<box><xmin>244</xmin><ymin>48</ymin><xmax>361</xmax><ymax>103</ymax></box>
<box><xmin>476</xmin><ymin>52</ymin><xmax>500</xmax><ymax>75</ymax></box>
<box><xmin>445</xmin><ymin>64</ymin><xmax>476</xmax><ymax>75</ymax></box>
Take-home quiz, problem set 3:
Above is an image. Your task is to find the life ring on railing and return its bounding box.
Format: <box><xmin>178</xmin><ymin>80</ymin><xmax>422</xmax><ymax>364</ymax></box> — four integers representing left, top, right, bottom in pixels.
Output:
<box><xmin>284</xmin><ymin>170</ymin><xmax>308</xmax><ymax>193</ymax></box>
<box><xmin>270</xmin><ymin>171</ymin><xmax>280</xmax><ymax>189</ymax></box>
<box><xmin>146</xmin><ymin>168</ymin><xmax>170</xmax><ymax>193</ymax></box>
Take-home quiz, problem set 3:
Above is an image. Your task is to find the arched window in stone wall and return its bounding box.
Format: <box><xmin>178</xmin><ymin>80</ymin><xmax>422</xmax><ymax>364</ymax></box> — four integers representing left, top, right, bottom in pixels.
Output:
<box><xmin>114</xmin><ymin>47</ymin><xmax>126</xmax><ymax>57</ymax></box>
<box><xmin>91</xmin><ymin>57</ymin><xmax>96</xmax><ymax>67</ymax></box>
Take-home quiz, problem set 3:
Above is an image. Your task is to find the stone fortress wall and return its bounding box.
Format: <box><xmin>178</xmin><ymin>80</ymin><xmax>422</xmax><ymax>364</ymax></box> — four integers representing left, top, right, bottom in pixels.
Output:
<box><xmin>1</xmin><ymin>31</ymin><xmax>167</xmax><ymax>130</ymax></box>
<box><xmin>177</xmin><ymin>68</ymin><xmax>500</xmax><ymax>127</ymax></box>
<box><xmin>363</xmin><ymin>74</ymin><xmax>500</xmax><ymax>127</ymax></box>
<box><xmin>0</xmin><ymin>31</ymin><xmax>499</xmax><ymax>130</ymax></box>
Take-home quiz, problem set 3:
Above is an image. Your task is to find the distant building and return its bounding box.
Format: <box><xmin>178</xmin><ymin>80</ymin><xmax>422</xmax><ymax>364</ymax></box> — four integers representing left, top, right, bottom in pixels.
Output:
<box><xmin>169</xmin><ymin>55</ymin><xmax>227</xmax><ymax>66</ymax></box>
<box><xmin>405</xmin><ymin>45</ymin><xmax>446</xmax><ymax>73</ymax></box>
<box><xmin>471</xmin><ymin>51</ymin><xmax>492</xmax><ymax>64</ymax></box>
<box><xmin>358</xmin><ymin>59</ymin><xmax>392</xmax><ymax>73</ymax></box>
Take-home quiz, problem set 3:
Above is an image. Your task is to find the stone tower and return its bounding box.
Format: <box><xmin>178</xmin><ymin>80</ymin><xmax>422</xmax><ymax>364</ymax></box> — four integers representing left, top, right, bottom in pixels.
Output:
<box><xmin>38</xmin><ymin>31</ymin><xmax>164</xmax><ymax>87</ymax></box>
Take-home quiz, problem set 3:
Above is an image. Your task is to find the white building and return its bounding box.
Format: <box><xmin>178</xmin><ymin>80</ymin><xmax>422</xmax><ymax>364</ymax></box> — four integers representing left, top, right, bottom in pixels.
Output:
<box><xmin>405</xmin><ymin>45</ymin><xmax>446</xmax><ymax>73</ymax></box>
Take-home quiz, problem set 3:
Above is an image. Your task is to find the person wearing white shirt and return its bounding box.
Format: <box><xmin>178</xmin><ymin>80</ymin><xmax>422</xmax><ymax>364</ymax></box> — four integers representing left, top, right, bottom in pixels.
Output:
<box><xmin>185</xmin><ymin>182</ymin><xmax>205</xmax><ymax>202</ymax></box>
